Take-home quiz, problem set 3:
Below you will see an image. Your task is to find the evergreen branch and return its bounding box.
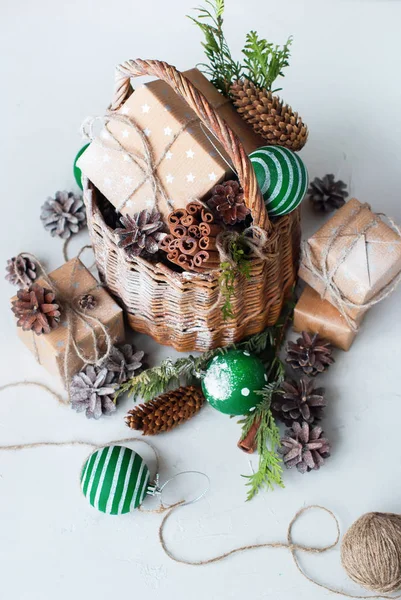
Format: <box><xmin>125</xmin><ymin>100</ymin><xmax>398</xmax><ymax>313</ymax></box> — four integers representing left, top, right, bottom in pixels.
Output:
<box><xmin>218</xmin><ymin>234</ymin><xmax>252</xmax><ymax>321</ymax></box>
<box><xmin>242</xmin><ymin>32</ymin><xmax>292</xmax><ymax>91</ymax></box>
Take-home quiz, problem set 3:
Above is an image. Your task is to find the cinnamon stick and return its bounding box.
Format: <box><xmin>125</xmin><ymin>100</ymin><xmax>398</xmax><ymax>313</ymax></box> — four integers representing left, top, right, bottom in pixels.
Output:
<box><xmin>199</xmin><ymin>223</ymin><xmax>221</xmax><ymax>237</ymax></box>
<box><xmin>178</xmin><ymin>237</ymin><xmax>199</xmax><ymax>256</ymax></box>
<box><xmin>201</xmin><ymin>208</ymin><xmax>214</xmax><ymax>223</ymax></box>
<box><xmin>181</xmin><ymin>214</ymin><xmax>196</xmax><ymax>227</ymax></box>
<box><xmin>170</xmin><ymin>224</ymin><xmax>187</xmax><ymax>238</ymax></box>
<box><xmin>237</xmin><ymin>418</ymin><xmax>261</xmax><ymax>454</ymax></box>
<box><xmin>168</xmin><ymin>209</ymin><xmax>188</xmax><ymax>226</ymax></box>
<box><xmin>186</xmin><ymin>202</ymin><xmax>203</xmax><ymax>217</ymax></box>
<box><xmin>188</xmin><ymin>224</ymin><xmax>201</xmax><ymax>238</ymax></box>
<box><xmin>199</xmin><ymin>236</ymin><xmax>217</xmax><ymax>251</ymax></box>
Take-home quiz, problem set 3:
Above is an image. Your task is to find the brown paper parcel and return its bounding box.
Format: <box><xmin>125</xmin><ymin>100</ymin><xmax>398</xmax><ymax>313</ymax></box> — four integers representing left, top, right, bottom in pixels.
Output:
<box><xmin>13</xmin><ymin>258</ymin><xmax>124</xmax><ymax>386</ymax></box>
<box><xmin>294</xmin><ymin>285</ymin><xmax>363</xmax><ymax>351</ymax></box>
<box><xmin>77</xmin><ymin>68</ymin><xmax>262</xmax><ymax>224</ymax></box>
<box><xmin>299</xmin><ymin>198</ymin><xmax>401</xmax><ymax>321</ymax></box>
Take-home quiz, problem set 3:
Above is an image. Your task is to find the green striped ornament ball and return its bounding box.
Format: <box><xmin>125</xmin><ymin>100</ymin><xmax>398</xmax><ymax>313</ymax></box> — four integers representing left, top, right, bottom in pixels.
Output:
<box><xmin>81</xmin><ymin>445</ymin><xmax>150</xmax><ymax>515</ymax></box>
<box><xmin>249</xmin><ymin>146</ymin><xmax>308</xmax><ymax>217</ymax></box>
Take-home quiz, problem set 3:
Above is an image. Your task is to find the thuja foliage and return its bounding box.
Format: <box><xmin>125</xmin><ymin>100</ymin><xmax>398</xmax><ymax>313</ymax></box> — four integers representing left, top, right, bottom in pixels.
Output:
<box><xmin>189</xmin><ymin>0</ymin><xmax>292</xmax><ymax>94</ymax></box>
<box><xmin>219</xmin><ymin>234</ymin><xmax>251</xmax><ymax>320</ymax></box>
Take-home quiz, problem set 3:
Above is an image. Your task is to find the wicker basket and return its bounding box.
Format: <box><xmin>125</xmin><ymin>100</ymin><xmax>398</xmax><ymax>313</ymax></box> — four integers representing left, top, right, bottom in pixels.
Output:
<box><xmin>83</xmin><ymin>59</ymin><xmax>301</xmax><ymax>352</ymax></box>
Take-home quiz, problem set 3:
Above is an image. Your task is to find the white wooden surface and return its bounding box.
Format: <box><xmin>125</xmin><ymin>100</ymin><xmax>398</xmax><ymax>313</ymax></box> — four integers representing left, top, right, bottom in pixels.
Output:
<box><xmin>1</xmin><ymin>1</ymin><xmax>401</xmax><ymax>598</ymax></box>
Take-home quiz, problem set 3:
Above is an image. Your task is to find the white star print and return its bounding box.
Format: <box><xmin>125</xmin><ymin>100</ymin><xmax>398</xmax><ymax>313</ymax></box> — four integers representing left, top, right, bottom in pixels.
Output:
<box><xmin>186</xmin><ymin>149</ymin><xmax>195</xmax><ymax>159</ymax></box>
<box><xmin>104</xmin><ymin>177</ymin><xmax>112</xmax><ymax>187</ymax></box>
<box><xmin>123</xmin><ymin>176</ymin><xmax>133</xmax><ymax>185</ymax></box>
<box><xmin>166</xmin><ymin>174</ymin><xmax>174</xmax><ymax>184</ymax></box>
<box><xmin>208</xmin><ymin>172</ymin><xmax>217</xmax><ymax>181</ymax></box>
<box><xmin>145</xmin><ymin>198</ymin><xmax>154</xmax><ymax>207</ymax></box>
<box><xmin>123</xmin><ymin>153</ymin><xmax>130</xmax><ymax>162</ymax></box>
<box><xmin>101</xmin><ymin>130</ymin><xmax>111</xmax><ymax>140</ymax></box>
<box><xmin>141</xmin><ymin>104</ymin><xmax>150</xmax><ymax>113</ymax></box>
<box><xmin>164</xmin><ymin>126</ymin><xmax>173</xmax><ymax>136</ymax></box>
<box><xmin>186</xmin><ymin>173</ymin><xmax>195</xmax><ymax>183</ymax></box>
<box><xmin>103</xmin><ymin>154</ymin><xmax>111</xmax><ymax>163</ymax></box>
<box><xmin>143</xmin><ymin>128</ymin><xmax>151</xmax><ymax>137</ymax></box>
<box><xmin>121</xmin><ymin>106</ymin><xmax>130</xmax><ymax>115</ymax></box>
<box><xmin>165</xmin><ymin>151</ymin><xmax>173</xmax><ymax>160</ymax></box>
<box><xmin>122</xmin><ymin>129</ymin><xmax>129</xmax><ymax>138</ymax></box>
<box><xmin>126</xmin><ymin>200</ymin><xmax>133</xmax><ymax>207</ymax></box>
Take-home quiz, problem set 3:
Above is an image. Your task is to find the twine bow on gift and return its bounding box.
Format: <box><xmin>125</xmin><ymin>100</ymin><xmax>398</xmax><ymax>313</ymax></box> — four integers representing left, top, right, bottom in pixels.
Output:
<box><xmin>301</xmin><ymin>202</ymin><xmax>401</xmax><ymax>330</ymax></box>
<box><xmin>14</xmin><ymin>251</ymin><xmax>113</xmax><ymax>399</ymax></box>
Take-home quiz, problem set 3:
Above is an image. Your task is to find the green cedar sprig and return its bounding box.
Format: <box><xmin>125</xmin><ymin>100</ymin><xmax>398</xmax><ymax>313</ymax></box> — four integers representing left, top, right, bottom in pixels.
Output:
<box><xmin>189</xmin><ymin>0</ymin><xmax>292</xmax><ymax>94</ymax></box>
<box><xmin>219</xmin><ymin>235</ymin><xmax>251</xmax><ymax>321</ymax></box>
<box><xmin>187</xmin><ymin>0</ymin><xmax>242</xmax><ymax>96</ymax></box>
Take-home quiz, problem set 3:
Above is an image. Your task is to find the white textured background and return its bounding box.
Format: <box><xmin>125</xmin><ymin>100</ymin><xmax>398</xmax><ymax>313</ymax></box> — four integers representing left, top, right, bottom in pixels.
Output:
<box><xmin>1</xmin><ymin>1</ymin><xmax>401</xmax><ymax>599</ymax></box>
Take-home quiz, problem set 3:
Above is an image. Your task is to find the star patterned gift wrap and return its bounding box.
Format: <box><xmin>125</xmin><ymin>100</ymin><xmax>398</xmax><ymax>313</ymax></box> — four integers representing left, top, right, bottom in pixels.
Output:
<box><xmin>77</xmin><ymin>68</ymin><xmax>262</xmax><ymax>223</ymax></box>
<box><xmin>299</xmin><ymin>198</ymin><xmax>401</xmax><ymax>321</ymax></box>
<box><xmin>11</xmin><ymin>259</ymin><xmax>124</xmax><ymax>386</ymax></box>
<box><xmin>294</xmin><ymin>285</ymin><xmax>363</xmax><ymax>351</ymax></box>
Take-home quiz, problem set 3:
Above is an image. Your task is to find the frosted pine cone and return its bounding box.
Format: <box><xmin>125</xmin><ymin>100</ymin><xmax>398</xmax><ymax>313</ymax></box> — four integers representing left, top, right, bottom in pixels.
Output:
<box><xmin>12</xmin><ymin>283</ymin><xmax>61</xmax><ymax>335</ymax></box>
<box><xmin>70</xmin><ymin>365</ymin><xmax>117</xmax><ymax>420</ymax></box>
<box><xmin>280</xmin><ymin>421</ymin><xmax>331</xmax><ymax>474</ymax></box>
<box><xmin>5</xmin><ymin>255</ymin><xmax>37</xmax><ymax>288</ymax></box>
<box><xmin>272</xmin><ymin>377</ymin><xmax>326</xmax><ymax>426</ymax></box>
<box><xmin>286</xmin><ymin>331</ymin><xmax>334</xmax><ymax>377</ymax></box>
<box><xmin>207</xmin><ymin>180</ymin><xmax>250</xmax><ymax>225</ymax></box>
<box><xmin>102</xmin><ymin>344</ymin><xmax>144</xmax><ymax>385</ymax></box>
<box><xmin>115</xmin><ymin>209</ymin><xmax>165</xmax><ymax>258</ymax></box>
<box><xmin>41</xmin><ymin>191</ymin><xmax>86</xmax><ymax>239</ymax></box>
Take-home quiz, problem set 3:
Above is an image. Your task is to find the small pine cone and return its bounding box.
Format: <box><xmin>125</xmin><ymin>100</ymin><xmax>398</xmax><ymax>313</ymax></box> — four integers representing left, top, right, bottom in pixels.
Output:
<box><xmin>286</xmin><ymin>331</ymin><xmax>334</xmax><ymax>377</ymax></box>
<box><xmin>115</xmin><ymin>209</ymin><xmax>165</xmax><ymax>258</ymax></box>
<box><xmin>125</xmin><ymin>385</ymin><xmax>205</xmax><ymax>435</ymax></box>
<box><xmin>11</xmin><ymin>283</ymin><xmax>61</xmax><ymax>335</ymax></box>
<box><xmin>78</xmin><ymin>294</ymin><xmax>97</xmax><ymax>311</ymax></box>
<box><xmin>230</xmin><ymin>79</ymin><xmax>308</xmax><ymax>151</ymax></box>
<box><xmin>207</xmin><ymin>180</ymin><xmax>250</xmax><ymax>225</ymax></box>
<box><xmin>279</xmin><ymin>421</ymin><xmax>331</xmax><ymax>474</ymax></box>
<box><xmin>41</xmin><ymin>191</ymin><xmax>86</xmax><ymax>239</ymax></box>
<box><xmin>272</xmin><ymin>377</ymin><xmax>326</xmax><ymax>426</ymax></box>
<box><xmin>103</xmin><ymin>344</ymin><xmax>144</xmax><ymax>385</ymax></box>
<box><xmin>5</xmin><ymin>256</ymin><xmax>37</xmax><ymax>288</ymax></box>
<box><xmin>308</xmin><ymin>174</ymin><xmax>348</xmax><ymax>213</ymax></box>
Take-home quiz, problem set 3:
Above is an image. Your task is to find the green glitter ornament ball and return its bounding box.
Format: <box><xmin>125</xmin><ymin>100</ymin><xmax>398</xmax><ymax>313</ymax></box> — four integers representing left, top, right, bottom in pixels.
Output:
<box><xmin>249</xmin><ymin>145</ymin><xmax>308</xmax><ymax>217</ymax></box>
<box><xmin>202</xmin><ymin>349</ymin><xmax>267</xmax><ymax>415</ymax></box>
<box><xmin>81</xmin><ymin>445</ymin><xmax>150</xmax><ymax>515</ymax></box>
<box><xmin>73</xmin><ymin>144</ymin><xmax>89</xmax><ymax>190</ymax></box>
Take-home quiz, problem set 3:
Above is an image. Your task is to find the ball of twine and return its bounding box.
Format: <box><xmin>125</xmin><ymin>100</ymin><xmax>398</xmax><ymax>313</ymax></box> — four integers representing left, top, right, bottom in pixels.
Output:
<box><xmin>341</xmin><ymin>511</ymin><xmax>401</xmax><ymax>594</ymax></box>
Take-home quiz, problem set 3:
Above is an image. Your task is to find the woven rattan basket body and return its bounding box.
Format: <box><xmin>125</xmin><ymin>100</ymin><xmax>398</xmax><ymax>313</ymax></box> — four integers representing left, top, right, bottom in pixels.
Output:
<box><xmin>83</xmin><ymin>59</ymin><xmax>301</xmax><ymax>352</ymax></box>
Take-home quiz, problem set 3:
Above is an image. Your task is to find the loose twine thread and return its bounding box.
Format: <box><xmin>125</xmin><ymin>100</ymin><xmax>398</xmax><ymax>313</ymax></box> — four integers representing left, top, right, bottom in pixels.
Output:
<box><xmin>2</xmin><ymin>381</ymin><xmax>401</xmax><ymax>598</ymax></box>
<box><xmin>301</xmin><ymin>202</ymin><xmax>401</xmax><ymax>330</ymax></box>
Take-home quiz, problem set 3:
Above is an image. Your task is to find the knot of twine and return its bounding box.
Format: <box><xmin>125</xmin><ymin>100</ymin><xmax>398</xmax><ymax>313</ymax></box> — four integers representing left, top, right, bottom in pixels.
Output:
<box><xmin>301</xmin><ymin>203</ymin><xmax>401</xmax><ymax>330</ymax></box>
<box><xmin>16</xmin><ymin>251</ymin><xmax>113</xmax><ymax>399</ymax></box>
<box><xmin>216</xmin><ymin>225</ymin><xmax>277</xmax><ymax>266</ymax></box>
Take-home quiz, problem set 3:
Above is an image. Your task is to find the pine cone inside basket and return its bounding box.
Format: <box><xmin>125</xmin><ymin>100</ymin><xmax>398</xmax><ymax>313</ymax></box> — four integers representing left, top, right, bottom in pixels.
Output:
<box><xmin>280</xmin><ymin>421</ymin><xmax>331</xmax><ymax>474</ymax></box>
<box><xmin>272</xmin><ymin>377</ymin><xmax>326</xmax><ymax>426</ymax></box>
<box><xmin>125</xmin><ymin>385</ymin><xmax>205</xmax><ymax>435</ymax></box>
<box><xmin>286</xmin><ymin>331</ymin><xmax>334</xmax><ymax>377</ymax></box>
<box><xmin>230</xmin><ymin>79</ymin><xmax>308</xmax><ymax>151</ymax></box>
<box><xmin>308</xmin><ymin>174</ymin><xmax>348</xmax><ymax>213</ymax></box>
<box><xmin>5</xmin><ymin>255</ymin><xmax>37</xmax><ymax>288</ymax></box>
<box><xmin>12</xmin><ymin>283</ymin><xmax>61</xmax><ymax>335</ymax></box>
<box><xmin>40</xmin><ymin>191</ymin><xmax>86</xmax><ymax>239</ymax></box>
<box><xmin>115</xmin><ymin>209</ymin><xmax>165</xmax><ymax>258</ymax></box>
<box><xmin>207</xmin><ymin>180</ymin><xmax>250</xmax><ymax>225</ymax></box>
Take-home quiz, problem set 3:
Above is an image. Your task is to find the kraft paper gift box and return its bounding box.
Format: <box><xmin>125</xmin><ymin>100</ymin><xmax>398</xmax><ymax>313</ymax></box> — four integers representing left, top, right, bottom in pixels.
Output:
<box><xmin>77</xmin><ymin>68</ymin><xmax>262</xmax><ymax>224</ymax></box>
<box><xmin>294</xmin><ymin>285</ymin><xmax>364</xmax><ymax>351</ymax></box>
<box><xmin>12</xmin><ymin>258</ymin><xmax>124</xmax><ymax>386</ymax></box>
<box><xmin>299</xmin><ymin>198</ymin><xmax>401</xmax><ymax>321</ymax></box>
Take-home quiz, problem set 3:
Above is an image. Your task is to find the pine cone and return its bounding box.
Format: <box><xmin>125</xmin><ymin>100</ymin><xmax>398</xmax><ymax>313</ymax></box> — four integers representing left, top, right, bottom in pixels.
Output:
<box><xmin>12</xmin><ymin>283</ymin><xmax>61</xmax><ymax>335</ymax></box>
<box><xmin>272</xmin><ymin>377</ymin><xmax>326</xmax><ymax>426</ymax></box>
<box><xmin>41</xmin><ymin>191</ymin><xmax>86</xmax><ymax>239</ymax></box>
<box><xmin>77</xmin><ymin>294</ymin><xmax>97</xmax><ymax>310</ymax></box>
<box><xmin>5</xmin><ymin>256</ymin><xmax>37</xmax><ymax>288</ymax></box>
<box><xmin>115</xmin><ymin>209</ymin><xmax>165</xmax><ymax>258</ymax></box>
<box><xmin>103</xmin><ymin>344</ymin><xmax>145</xmax><ymax>385</ymax></box>
<box><xmin>286</xmin><ymin>331</ymin><xmax>334</xmax><ymax>377</ymax></box>
<box><xmin>230</xmin><ymin>79</ymin><xmax>308</xmax><ymax>151</ymax></box>
<box><xmin>280</xmin><ymin>421</ymin><xmax>331</xmax><ymax>474</ymax></box>
<box><xmin>207</xmin><ymin>180</ymin><xmax>250</xmax><ymax>225</ymax></box>
<box><xmin>70</xmin><ymin>365</ymin><xmax>117</xmax><ymax>419</ymax></box>
<box><xmin>125</xmin><ymin>385</ymin><xmax>205</xmax><ymax>435</ymax></box>
<box><xmin>308</xmin><ymin>174</ymin><xmax>348</xmax><ymax>213</ymax></box>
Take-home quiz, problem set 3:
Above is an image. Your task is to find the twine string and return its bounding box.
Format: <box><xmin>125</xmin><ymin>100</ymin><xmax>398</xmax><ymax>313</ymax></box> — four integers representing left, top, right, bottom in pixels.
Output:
<box><xmin>301</xmin><ymin>203</ymin><xmax>401</xmax><ymax>330</ymax></box>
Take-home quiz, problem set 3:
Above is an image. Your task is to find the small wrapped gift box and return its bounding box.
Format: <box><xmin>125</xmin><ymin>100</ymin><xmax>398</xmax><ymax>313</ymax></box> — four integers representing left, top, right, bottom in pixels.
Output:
<box><xmin>299</xmin><ymin>198</ymin><xmax>401</xmax><ymax>321</ymax></box>
<box><xmin>294</xmin><ymin>285</ymin><xmax>363</xmax><ymax>351</ymax></box>
<box><xmin>77</xmin><ymin>67</ymin><xmax>262</xmax><ymax>224</ymax></box>
<box><xmin>12</xmin><ymin>258</ymin><xmax>124</xmax><ymax>386</ymax></box>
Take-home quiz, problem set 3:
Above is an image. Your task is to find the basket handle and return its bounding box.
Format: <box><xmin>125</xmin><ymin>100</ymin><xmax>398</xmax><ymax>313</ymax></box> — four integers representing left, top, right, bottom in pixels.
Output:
<box><xmin>109</xmin><ymin>59</ymin><xmax>270</xmax><ymax>230</ymax></box>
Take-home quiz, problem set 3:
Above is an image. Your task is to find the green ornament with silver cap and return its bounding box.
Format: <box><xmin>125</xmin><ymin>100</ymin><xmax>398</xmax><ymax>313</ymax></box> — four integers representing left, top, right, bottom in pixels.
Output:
<box><xmin>249</xmin><ymin>145</ymin><xmax>308</xmax><ymax>217</ymax></box>
<box><xmin>201</xmin><ymin>349</ymin><xmax>267</xmax><ymax>415</ymax></box>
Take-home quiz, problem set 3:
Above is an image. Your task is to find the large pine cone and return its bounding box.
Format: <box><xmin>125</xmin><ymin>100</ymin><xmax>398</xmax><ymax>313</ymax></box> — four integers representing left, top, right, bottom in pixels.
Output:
<box><xmin>280</xmin><ymin>421</ymin><xmax>331</xmax><ymax>474</ymax></box>
<box><xmin>41</xmin><ymin>191</ymin><xmax>86</xmax><ymax>239</ymax></box>
<box><xmin>12</xmin><ymin>283</ymin><xmax>61</xmax><ymax>335</ymax></box>
<box><xmin>125</xmin><ymin>385</ymin><xmax>205</xmax><ymax>435</ymax></box>
<box><xmin>286</xmin><ymin>331</ymin><xmax>334</xmax><ymax>377</ymax></box>
<box><xmin>230</xmin><ymin>79</ymin><xmax>308</xmax><ymax>151</ymax></box>
<box><xmin>272</xmin><ymin>377</ymin><xmax>326</xmax><ymax>426</ymax></box>
<box><xmin>115</xmin><ymin>209</ymin><xmax>165</xmax><ymax>258</ymax></box>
